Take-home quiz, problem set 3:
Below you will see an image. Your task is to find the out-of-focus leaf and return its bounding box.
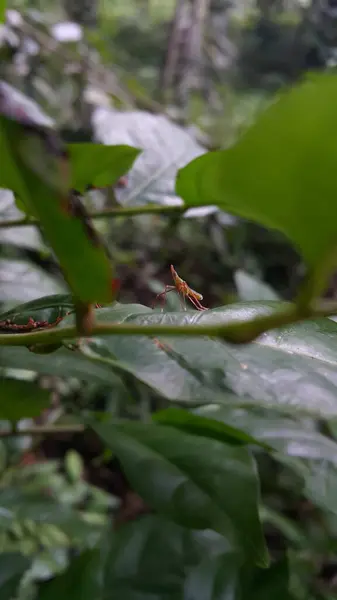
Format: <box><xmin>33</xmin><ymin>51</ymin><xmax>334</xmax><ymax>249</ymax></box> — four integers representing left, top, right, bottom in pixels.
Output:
<box><xmin>92</xmin><ymin>420</ymin><xmax>269</xmax><ymax>566</ymax></box>
<box><xmin>50</xmin><ymin>21</ymin><xmax>83</xmax><ymax>43</ymax></box>
<box><xmin>185</xmin><ymin>554</ymin><xmax>241</xmax><ymax>600</ymax></box>
<box><xmin>68</xmin><ymin>143</ymin><xmax>141</xmax><ymax>193</ymax></box>
<box><xmin>0</xmin><ymin>552</ymin><xmax>31</xmax><ymax>600</ymax></box>
<box><xmin>37</xmin><ymin>516</ymin><xmax>240</xmax><ymax>600</ymax></box>
<box><xmin>0</xmin><ymin>87</ymin><xmax>113</xmax><ymax>304</ymax></box>
<box><xmin>242</xmin><ymin>558</ymin><xmax>292</xmax><ymax>600</ymax></box>
<box><xmin>0</xmin><ymin>259</ymin><xmax>65</xmax><ymax>303</ymax></box>
<box><xmin>0</xmin><ymin>378</ymin><xmax>49</xmax><ymax>420</ymax></box>
<box><xmin>0</xmin><ymin>489</ymin><xmax>96</xmax><ymax>534</ymax></box>
<box><xmin>176</xmin><ymin>73</ymin><xmax>337</xmax><ymax>283</ymax></box>
<box><xmin>234</xmin><ymin>270</ymin><xmax>280</xmax><ymax>301</ymax></box>
<box><xmin>37</xmin><ymin>550</ymin><xmax>102</xmax><ymax>600</ymax></box>
<box><xmin>93</xmin><ymin>109</ymin><xmax>205</xmax><ymax>206</ymax></box>
<box><xmin>0</xmin><ymin>81</ymin><xmax>54</xmax><ymax>128</ymax></box>
<box><xmin>0</xmin><ymin>189</ymin><xmax>45</xmax><ymax>250</ymax></box>
<box><xmin>104</xmin><ymin>516</ymin><xmax>194</xmax><ymax>600</ymax></box>
<box><xmin>65</xmin><ymin>450</ymin><xmax>83</xmax><ymax>483</ymax></box>
<box><xmin>153</xmin><ymin>407</ymin><xmax>270</xmax><ymax>449</ymax></box>
<box><xmin>0</xmin><ymin>1</ymin><xmax>6</xmax><ymax>23</ymax></box>
<box><xmin>105</xmin><ymin>517</ymin><xmax>239</xmax><ymax>600</ymax></box>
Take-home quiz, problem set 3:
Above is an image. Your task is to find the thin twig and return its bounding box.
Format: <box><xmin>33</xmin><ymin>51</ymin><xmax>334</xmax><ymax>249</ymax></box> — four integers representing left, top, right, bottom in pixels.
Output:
<box><xmin>0</xmin><ymin>204</ymin><xmax>192</xmax><ymax>229</ymax></box>
<box><xmin>0</xmin><ymin>300</ymin><xmax>337</xmax><ymax>346</ymax></box>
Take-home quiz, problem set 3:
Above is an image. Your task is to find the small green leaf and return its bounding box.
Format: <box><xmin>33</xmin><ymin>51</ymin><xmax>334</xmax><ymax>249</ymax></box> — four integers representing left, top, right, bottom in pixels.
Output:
<box><xmin>68</xmin><ymin>143</ymin><xmax>141</xmax><ymax>193</ymax></box>
<box><xmin>153</xmin><ymin>407</ymin><xmax>271</xmax><ymax>450</ymax></box>
<box><xmin>92</xmin><ymin>420</ymin><xmax>269</xmax><ymax>567</ymax></box>
<box><xmin>0</xmin><ymin>553</ymin><xmax>31</xmax><ymax>600</ymax></box>
<box><xmin>0</xmin><ymin>378</ymin><xmax>49</xmax><ymax>420</ymax></box>
<box><xmin>176</xmin><ymin>73</ymin><xmax>337</xmax><ymax>287</ymax></box>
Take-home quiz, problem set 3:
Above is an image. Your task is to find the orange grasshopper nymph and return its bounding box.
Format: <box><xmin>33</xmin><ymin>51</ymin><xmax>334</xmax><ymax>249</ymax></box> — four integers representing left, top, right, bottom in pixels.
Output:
<box><xmin>153</xmin><ymin>265</ymin><xmax>208</xmax><ymax>311</ymax></box>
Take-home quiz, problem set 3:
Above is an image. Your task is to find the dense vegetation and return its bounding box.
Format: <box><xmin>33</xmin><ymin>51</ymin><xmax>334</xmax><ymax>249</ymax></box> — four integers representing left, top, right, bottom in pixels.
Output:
<box><xmin>2</xmin><ymin>1</ymin><xmax>337</xmax><ymax>599</ymax></box>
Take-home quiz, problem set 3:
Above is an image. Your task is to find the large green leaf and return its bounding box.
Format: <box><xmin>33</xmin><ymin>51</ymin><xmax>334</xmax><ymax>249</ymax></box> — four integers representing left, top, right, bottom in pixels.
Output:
<box><xmin>68</xmin><ymin>143</ymin><xmax>141</xmax><ymax>192</ymax></box>
<box><xmin>6</xmin><ymin>298</ymin><xmax>337</xmax><ymax>419</ymax></box>
<box><xmin>0</xmin><ymin>552</ymin><xmax>31</xmax><ymax>600</ymax></box>
<box><xmin>92</xmin><ymin>420</ymin><xmax>268</xmax><ymax>566</ymax></box>
<box><xmin>56</xmin><ymin>302</ymin><xmax>337</xmax><ymax>418</ymax></box>
<box><xmin>0</xmin><ymin>378</ymin><xmax>50</xmax><ymax>420</ymax></box>
<box><xmin>0</xmin><ymin>114</ymin><xmax>113</xmax><ymax>304</ymax></box>
<box><xmin>176</xmin><ymin>73</ymin><xmax>337</xmax><ymax>277</ymax></box>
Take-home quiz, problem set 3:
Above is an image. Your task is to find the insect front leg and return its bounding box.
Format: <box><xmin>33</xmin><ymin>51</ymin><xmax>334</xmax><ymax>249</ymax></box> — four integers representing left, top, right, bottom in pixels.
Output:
<box><xmin>152</xmin><ymin>285</ymin><xmax>176</xmax><ymax>310</ymax></box>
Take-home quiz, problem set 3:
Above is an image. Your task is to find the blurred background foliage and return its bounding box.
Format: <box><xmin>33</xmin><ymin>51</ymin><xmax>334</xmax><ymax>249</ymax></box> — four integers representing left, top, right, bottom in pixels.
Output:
<box><xmin>2</xmin><ymin>0</ymin><xmax>337</xmax><ymax>598</ymax></box>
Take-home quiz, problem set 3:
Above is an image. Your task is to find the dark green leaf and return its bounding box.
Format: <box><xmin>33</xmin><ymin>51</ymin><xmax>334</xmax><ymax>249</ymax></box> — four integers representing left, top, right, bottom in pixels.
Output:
<box><xmin>0</xmin><ymin>552</ymin><xmax>31</xmax><ymax>600</ymax></box>
<box><xmin>0</xmin><ymin>114</ymin><xmax>113</xmax><ymax>304</ymax></box>
<box><xmin>0</xmin><ymin>378</ymin><xmax>49</xmax><ymax>420</ymax></box>
<box><xmin>104</xmin><ymin>516</ymin><xmax>198</xmax><ymax>600</ymax></box>
<box><xmin>68</xmin><ymin>143</ymin><xmax>141</xmax><ymax>193</ymax></box>
<box><xmin>153</xmin><ymin>407</ymin><xmax>271</xmax><ymax>450</ymax></box>
<box><xmin>242</xmin><ymin>558</ymin><xmax>292</xmax><ymax>600</ymax></box>
<box><xmin>176</xmin><ymin>73</ymin><xmax>337</xmax><ymax>278</ymax></box>
<box><xmin>92</xmin><ymin>420</ymin><xmax>269</xmax><ymax>567</ymax></box>
<box><xmin>37</xmin><ymin>550</ymin><xmax>102</xmax><ymax>600</ymax></box>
